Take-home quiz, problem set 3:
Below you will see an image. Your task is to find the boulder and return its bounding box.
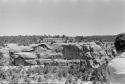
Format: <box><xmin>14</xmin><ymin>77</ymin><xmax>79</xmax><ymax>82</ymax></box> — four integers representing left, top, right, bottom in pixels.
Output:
<box><xmin>89</xmin><ymin>42</ymin><xmax>102</xmax><ymax>52</ymax></box>
<box><xmin>25</xmin><ymin>60</ymin><xmax>38</xmax><ymax>65</ymax></box>
<box><xmin>12</xmin><ymin>52</ymin><xmax>38</xmax><ymax>66</ymax></box>
<box><xmin>6</xmin><ymin>43</ymin><xmax>33</xmax><ymax>52</ymax></box>
<box><xmin>14</xmin><ymin>52</ymin><xmax>37</xmax><ymax>59</ymax></box>
<box><xmin>30</xmin><ymin>43</ymin><xmax>51</xmax><ymax>50</ymax></box>
<box><xmin>62</xmin><ymin>43</ymin><xmax>83</xmax><ymax>59</ymax></box>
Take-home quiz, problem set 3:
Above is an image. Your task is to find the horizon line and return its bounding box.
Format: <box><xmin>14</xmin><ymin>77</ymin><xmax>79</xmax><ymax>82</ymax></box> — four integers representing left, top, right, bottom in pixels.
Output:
<box><xmin>0</xmin><ymin>34</ymin><xmax>117</xmax><ymax>37</ymax></box>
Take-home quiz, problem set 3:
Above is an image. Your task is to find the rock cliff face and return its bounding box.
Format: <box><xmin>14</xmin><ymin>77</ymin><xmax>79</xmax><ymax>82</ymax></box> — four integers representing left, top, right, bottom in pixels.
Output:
<box><xmin>62</xmin><ymin>42</ymin><xmax>115</xmax><ymax>60</ymax></box>
<box><xmin>62</xmin><ymin>44</ymin><xmax>83</xmax><ymax>59</ymax></box>
<box><xmin>0</xmin><ymin>42</ymin><xmax>116</xmax><ymax>83</ymax></box>
<box><xmin>61</xmin><ymin>42</ymin><xmax>116</xmax><ymax>81</ymax></box>
<box><xmin>0</xmin><ymin>42</ymin><xmax>116</xmax><ymax>69</ymax></box>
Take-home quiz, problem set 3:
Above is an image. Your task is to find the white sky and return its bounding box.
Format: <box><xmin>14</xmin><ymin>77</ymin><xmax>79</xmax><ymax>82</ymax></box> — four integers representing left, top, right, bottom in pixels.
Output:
<box><xmin>0</xmin><ymin>0</ymin><xmax>125</xmax><ymax>36</ymax></box>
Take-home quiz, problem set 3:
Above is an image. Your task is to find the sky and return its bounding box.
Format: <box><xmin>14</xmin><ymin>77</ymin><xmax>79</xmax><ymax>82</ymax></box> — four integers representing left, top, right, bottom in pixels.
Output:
<box><xmin>0</xmin><ymin>0</ymin><xmax>125</xmax><ymax>36</ymax></box>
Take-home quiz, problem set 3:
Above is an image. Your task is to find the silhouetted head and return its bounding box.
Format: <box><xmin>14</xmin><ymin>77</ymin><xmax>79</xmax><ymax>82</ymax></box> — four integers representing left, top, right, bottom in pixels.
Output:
<box><xmin>114</xmin><ymin>33</ymin><xmax>125</xmax><ymax>53</ymax></box>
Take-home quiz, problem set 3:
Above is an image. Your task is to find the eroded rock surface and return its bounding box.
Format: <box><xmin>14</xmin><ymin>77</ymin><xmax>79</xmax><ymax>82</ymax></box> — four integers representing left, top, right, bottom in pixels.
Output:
<box><xmin>0</xmin><ymin>42</ymin><xmax>116</xmax><ymax>83</ymax></box>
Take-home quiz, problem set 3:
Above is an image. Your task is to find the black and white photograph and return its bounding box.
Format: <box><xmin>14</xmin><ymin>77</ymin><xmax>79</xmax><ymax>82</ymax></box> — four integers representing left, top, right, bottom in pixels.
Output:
<box><xmin>0</xmin><ymin>0</ymin><xmax>124</xmax><ymax>84</ymax></box>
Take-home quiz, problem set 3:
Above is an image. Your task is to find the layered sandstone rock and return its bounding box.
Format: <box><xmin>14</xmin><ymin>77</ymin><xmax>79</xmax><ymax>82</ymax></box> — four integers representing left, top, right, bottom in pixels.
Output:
<box><xmin>61</xmin><ymin>42</ymin><xmax>116</xmax><ymax>82</ymax></box>
<box><xmin>0</xmin><ymin>42</ymin><xmax>116</xmax><ymax>83</ymax></box>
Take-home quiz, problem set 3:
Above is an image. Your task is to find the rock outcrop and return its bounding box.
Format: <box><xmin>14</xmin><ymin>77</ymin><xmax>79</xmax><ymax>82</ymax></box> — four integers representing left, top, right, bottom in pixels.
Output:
<box><xmin>11</xmin><ymin>52</ymin><xmax>38</xmax><ymax>66</ymax></box>
<box><xmin>0</xmin><ymin>42</ymin><xmax>116</xmax><ymax>83</ymax></box>
<box><xmin>61</xmin><ymin>42</ymin><xmax>116</xmax><ymax>82</ymax></box>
